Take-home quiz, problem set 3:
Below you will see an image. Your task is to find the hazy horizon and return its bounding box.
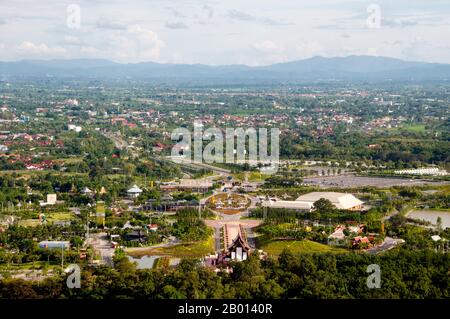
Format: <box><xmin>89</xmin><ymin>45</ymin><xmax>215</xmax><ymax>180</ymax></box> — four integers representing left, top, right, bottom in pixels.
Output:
<box><xmin>1</xmin><ymin>1</ymin><xmax>450</xmax><ymax>66</ymax></box>
<box><xmin>1</xmin><ymin>54</ymin><xmax>447</xmax><ymax>67</ymax></box>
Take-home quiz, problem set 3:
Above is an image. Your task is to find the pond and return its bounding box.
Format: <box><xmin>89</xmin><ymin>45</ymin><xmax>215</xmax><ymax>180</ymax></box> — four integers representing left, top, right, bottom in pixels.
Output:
<box><xmin>127</xmin><ymin>255</ymin><xmax>181</xmax><ymax>269</ymax></box>
<box><xmin>127</xmin><ymin>255</ymin><xmax>161</xmax><ymax>269</ymax></box>
<box><xmin>407</xmin><ymin>210</ymin><xmax>450</xmax><ymax>229</ymax></box>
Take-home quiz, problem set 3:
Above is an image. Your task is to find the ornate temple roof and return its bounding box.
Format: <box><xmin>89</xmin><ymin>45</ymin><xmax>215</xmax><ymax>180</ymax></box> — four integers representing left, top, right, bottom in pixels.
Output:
<box><xmin>227</xmin><ymin>230</ymin><xmax>251</xmax><ymax>252</ymax></box>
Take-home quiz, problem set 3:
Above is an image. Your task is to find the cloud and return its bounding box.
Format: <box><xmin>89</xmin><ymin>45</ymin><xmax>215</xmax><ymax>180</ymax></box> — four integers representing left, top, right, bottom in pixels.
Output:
<box><xmin>202</xmin><ymin>5</ymin><xmax>214</xmax><ymax>19</ymax></box>
<box><xmin>383</xmin><ymin>40</ymin><xmax>403</xmax><ymax>46</ymax></box>
<box><xmin>253</xmin><ymin>41</ymin><xmax>284</xmax><ymax>52</ymax></box>
<box><xmin>366</xmin><ymin>47</ymin><xmax>378</xmax><ymax>56</ymax></box>
<box><xmin>165</xmin><ymin>21</ymin><xmax>189</xmax><ymax>29</ymax></box>
<box><xmin>128</xmin><ymin>26</ymin><xmax>165</xmax><ymax>58</ymax></box>
<box><xmin>316</xmin><ymin>12</ymin><xmax>420</xmax><ymax>30</ymax></box>
<box><xmin>80</xmin><ymin>46</ymin><xmax>99</xmax><ymax>55</ymax></box>
<box><xmin>381</xmin><ymin>18</ymin><xmax>418</xmax><ymax>28</ymax></box>
<box><xmin>2</xmin><ymin>0</ymin><xmax>450</xmax><ymax>64</ymax></box>
<box><xmin>227</xmin><ymin>10</ymin><xmax>294</xmax><ymax>26</ymax></box>
<box><xmin>111</xmin><ymin>26</ymin><xmax>165</xmax><ymax>61</ymax></box>
<box><xmin>165</xmin><ymin>7</ymin><xmax>187</xmax><ymax>18</ymax></box>
<box><xmin>96</xmin><ymin>19</ymin><xmax>127</xmax><ymax>30</ymax></box>
<box><xmin>402</xmin><ymin>38</ymin><xmax>450</xmax><ymax>62</ymax></box>
<box><xmin>17</xmin><ymin>41</ymin><xmax>67</xmax><ymax>55</ymax></box>
<box><xmin>63</xmin><ymin>35</ymin><xmax>81</xmax><ymax>45</ymax></box>
<box><xmin>296</xmin><ymin>40</ymin><xmax>322</xmax><ymax>59</ymax></box>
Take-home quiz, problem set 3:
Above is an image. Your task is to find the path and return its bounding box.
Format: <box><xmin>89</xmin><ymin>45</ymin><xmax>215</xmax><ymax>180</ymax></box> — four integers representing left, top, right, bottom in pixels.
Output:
<box><xmin>204</xmin><ymin>219</ymin><xmax>262</xmax><ymax>251</ymax></box>
<box><xmin>382</xmin><ymin>209</ymin><xmax>399</xmax><ymax>222</ymax></box>
<box><xmin>85</xmin><ymin>232</ymin><xmax>115</xmax><ymax>267</ymax></box>
<box><xmin>367</xmin><ymin>237</ymin><xmax>405</xmax><ymax>254</ymax></box>
<box><xmin>166</xmin><ymin>156</ymin><xmax>231</xmax><ymax>175</ymax></box>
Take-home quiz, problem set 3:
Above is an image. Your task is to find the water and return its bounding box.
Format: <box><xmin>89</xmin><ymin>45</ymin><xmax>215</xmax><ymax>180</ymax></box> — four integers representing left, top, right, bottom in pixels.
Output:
<box><xmin>127</xmin><ymin>255</ymin><xmax>161</xmax><ymax>269</ymax></box>
<box><xmin>127</xmin><ymin>255</ymin><xmax>181</xmax><ymax>269</ymax></box>
<box><xmin>408</xmin><ymin>210</ymin><xmax>450</xmax><ymax>229</ymax></box>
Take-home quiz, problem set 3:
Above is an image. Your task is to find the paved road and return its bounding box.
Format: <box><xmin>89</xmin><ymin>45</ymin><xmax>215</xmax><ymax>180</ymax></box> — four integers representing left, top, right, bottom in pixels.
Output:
<box><xmin>205</xmin><ymin>219</ymin><xmax>262</xmax><ymax>250</ymax></box>
<box><xmin>202</xmin><ymin>190</ymin><xmax>261</xmax><ymax>252</ymax></box>
<box><xmin>214</xmin><ymin>227</ymin><xmax>221</xmax><ymax>251</ymax></box>
<box><xmin>245</xmin><ymin>227</ymin><xmax>257</xmax><ymax>249</ymax></box>
<box><xmin>103</xmin><ymin>131</ymin><xmax>127</xmax><ymax>150</ymax></box>
<box><xmin>85</xmin><ymin>232</ymin><xmax>115</xmax><ymax>267</ymax></box>
<box><xmin>367</xmin><ymin>237</ymin><xmax>405</xmax><ymax>255</ymax></box>
<box><xmin>382</xmin><ymin>209</ymin><xmax>399</xmax><ymax>222</ymax></box>
<box><xmin>166</xmin><ymin>156</ymin><xmax>231</xmax><ymax>175</ymax></box>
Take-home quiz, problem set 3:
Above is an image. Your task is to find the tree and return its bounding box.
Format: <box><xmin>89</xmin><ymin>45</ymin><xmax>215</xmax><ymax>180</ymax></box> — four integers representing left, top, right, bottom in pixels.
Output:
<box><xmin>70</xmin><ymin>236</ymin><xmax>83</xmax><ymax>249</ymax></box>
<box><xmin>313</xmin><ymin>198</ymin><xmax>335</xmax><ymax>214</ymax></box>
<box><xmin>437</xmin><ymin>217</ymin><xmax>443</xmax><ymax>232</ymax></box>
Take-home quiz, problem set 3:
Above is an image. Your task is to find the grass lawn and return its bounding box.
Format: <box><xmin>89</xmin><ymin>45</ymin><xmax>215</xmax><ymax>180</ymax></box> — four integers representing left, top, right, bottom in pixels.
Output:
<box><xmin>61</xmin><ymin>157</ymin><xmax>84</xmax><ymax>164</ymax></box>
<box><xmin>0</xmin><ymin>170</ymin><xmax>87</xmax><ymax>177</ymax></box>
<box><xmin>47</xmin><ymin>212</ymin><xmax>74</xmax><ymax>222</ymax></box>
<box><xmin>0</xmin><ymin>261</ymin><xmax>58</xmax><ymax>271</ymax></box>
<box><xmin>18</xmin><ymin>219</ymin><xmax>40</xmax><ymax>227</ymax></box>
<box><xmin>18</xmin><ymin>212</ymin><xmax>75</xmax><ymax>227</ymax></box>
<box><xmin>233</xmin><ymin>172</ymin><xmax>269</xmax><ymax>182</ymax></box>
<box><xmin>256</xmin><ymin>236</ymin><xmax>347</xmax><ymax>256</ymax></box>
<box><xmin>399</xmin><ymin>124</ymin><xmax>426</xmax><ymax>133</ymax></box>
<box><xmin>127</xmin><ymin>236</ymin><xmax>215</xmax><ymax>258</ymax></box>
<box><xmin>249</xmin><ymin>172</ymin><xmax>270</xmax><ymax>182</ymax></box>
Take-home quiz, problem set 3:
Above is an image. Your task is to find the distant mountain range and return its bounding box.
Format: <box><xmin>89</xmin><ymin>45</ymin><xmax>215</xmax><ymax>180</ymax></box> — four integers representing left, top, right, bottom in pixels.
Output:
<box><xmin>2</xmin><ymin>55</ymin><xmax>450</xmax><ymax>82</ymax></box>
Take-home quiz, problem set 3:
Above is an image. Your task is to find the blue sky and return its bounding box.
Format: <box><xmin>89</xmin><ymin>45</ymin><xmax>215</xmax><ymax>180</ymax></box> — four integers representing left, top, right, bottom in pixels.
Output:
<box><xmin>1</xmin><ymin>0</ymin><xmax>450</xmax><ymax>65</ymax></box>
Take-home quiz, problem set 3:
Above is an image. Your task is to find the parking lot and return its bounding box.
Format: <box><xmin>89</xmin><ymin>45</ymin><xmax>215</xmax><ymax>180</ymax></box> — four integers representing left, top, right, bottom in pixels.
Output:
<box><xmin>303</xmin><ymin>175</ymin><xmax>449</xmax><ymax>188</ymax></box>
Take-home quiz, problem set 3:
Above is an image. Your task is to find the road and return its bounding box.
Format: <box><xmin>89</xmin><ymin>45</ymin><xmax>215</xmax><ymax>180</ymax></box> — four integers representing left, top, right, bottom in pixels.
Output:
<box><xmin>214</xmin><ymin>227</ymin><xmax>221</xmax><ymax>251</ymax></box>
<box><xmin>103</xmin><ymin>130</ymin><xmax>230</xmax><ymax>176</ymax></box>
<box><xmin>204</xmin><ymin>219</ymin><xmax>262</xmax><ymax>250</ymax></box>
<box><xmin>85</xmin><ymin>232</ymin><xmax>115</xmax><ymax>267</ymax></box>
<box><xmin>367</xmin><ymin>237</ymin><xmax>405</xmax><ymax>255</ymax></box>
<box><xmin>382</xmin><ymin>209</ymin><xmax>399</xmax><ymax>222</ymax></box>
<box><xmin>166</xmin><ymin>156</ymin><xmax>231</xmax><ymax>175</ymax></box>
<box><xmin>102</xmin><ymin>131</ymin><xmax>140</xmax><ymax>158</ymax></box>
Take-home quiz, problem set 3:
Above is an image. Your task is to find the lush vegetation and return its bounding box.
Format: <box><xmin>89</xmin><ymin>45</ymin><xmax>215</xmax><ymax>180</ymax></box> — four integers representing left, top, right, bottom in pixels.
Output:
<box><xmin>172</xmin><ymin>208</ymin><xmax>213</xmax><ymax>242</ymax></box>
<box><xmin>1</xmin><ymin>248</ymin><xmax>449</xmax><ymax>299</ymax></box>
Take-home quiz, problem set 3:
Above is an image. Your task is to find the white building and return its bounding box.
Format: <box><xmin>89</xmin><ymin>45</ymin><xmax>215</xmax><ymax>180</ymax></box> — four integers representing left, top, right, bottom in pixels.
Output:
<box><xmin>81</xmin><ymin>187</ymin><xmax>93</xmax><ymax>195</ymax></box>
<box><xmin>38</xmin><ymin>241</ymin><xmax>70</xmax><ymax>249</ymax></box>
<box><xmin>262</xmin><ymin>200</ymin><xmax>314</xmax><ymax>211</ymax></box>
<box><xmin>127</xmin><ymin>185</ymin><xmax>143</xmax><ymax>198</ymax></box>
<box><xmin>262</xmin><ymin>191</ymin><xmax>364</xmax><ymax>212</ymax></box>
<box><xmin>394</xmin><ymin>167</ymin><xmax>448</xmax><ymax>176</ymax></box>
<box><xmin>295</xmin><ymin>192</ymin><xmax>364</xmax><ymax>210</ymax></box>
<box><xmin>47</xmin><ymin>194</ymin><xmax>57</xmax><ymax>205</ymax></box>
<box><xmin>160</xmin><ymin>179</ymin><xmax>213</xmax><ymax>191</ymax></box>
<box><xmin>68</xmin><ymin>124</ymin><xmax>82</xmax><ymax>132</ymax></box>
<box><xmin>40</xmin><ymin>193</ymin><xmax>57</xmax><ymax>207</ymax></box>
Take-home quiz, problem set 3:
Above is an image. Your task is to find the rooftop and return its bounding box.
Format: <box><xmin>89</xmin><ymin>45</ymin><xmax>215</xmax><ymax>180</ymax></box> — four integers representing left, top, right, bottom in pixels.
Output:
<box><xmin>295</xmin><ymin>192</ymin><xmax>364</xmax><ymax>210</ymax></box>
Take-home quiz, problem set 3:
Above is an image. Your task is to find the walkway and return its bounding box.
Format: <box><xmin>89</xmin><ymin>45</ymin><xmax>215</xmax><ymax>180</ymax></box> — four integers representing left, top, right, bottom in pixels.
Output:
<box><xmin>85</xmin><ymin>232</ymin><xmax>115</xmax><ymax>267</ymax></box>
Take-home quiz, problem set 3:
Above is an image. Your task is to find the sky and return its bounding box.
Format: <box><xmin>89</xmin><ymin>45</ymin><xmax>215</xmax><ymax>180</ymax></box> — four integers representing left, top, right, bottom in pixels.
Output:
<box><xmin>1</xmin><ymin>0</ymin><xmax>450</xmax><ymax>65</ymax></box>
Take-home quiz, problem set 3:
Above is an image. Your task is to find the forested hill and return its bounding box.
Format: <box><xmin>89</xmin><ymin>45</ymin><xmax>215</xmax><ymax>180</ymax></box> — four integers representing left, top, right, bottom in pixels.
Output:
<box><xmin>2</xmin><ymin>55</ymin><xmax>450</xmax><ymax>82</ymax></box>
